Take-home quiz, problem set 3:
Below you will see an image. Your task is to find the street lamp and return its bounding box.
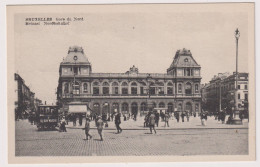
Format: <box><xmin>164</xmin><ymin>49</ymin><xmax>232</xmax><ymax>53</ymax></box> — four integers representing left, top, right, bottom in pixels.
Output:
<box><xmin>73</xmin><ymin>55</ymin><xmax>78</xmax><ymax>96</ymax></box>
<box><xmin>146</xmin><ymin>74</ymin><xmax>153</xmax><ymax>112</ymax></box>
<box><xmin>232</xmin><ymin>28</ymin><xmax>242</xmax><ymax>125</ymax></box>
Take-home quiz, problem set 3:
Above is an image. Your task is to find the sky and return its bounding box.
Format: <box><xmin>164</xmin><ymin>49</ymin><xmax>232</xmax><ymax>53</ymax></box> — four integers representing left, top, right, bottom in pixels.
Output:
<box><xmin>13</xmin><ymin>4</ymin><xmax>249</xmax><ymax>104</ymax></box>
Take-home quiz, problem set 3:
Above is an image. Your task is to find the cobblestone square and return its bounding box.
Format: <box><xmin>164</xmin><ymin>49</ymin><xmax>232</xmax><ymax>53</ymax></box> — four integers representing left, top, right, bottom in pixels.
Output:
<box><xmin>15</xmin><ymin>116</ymin><xmax>248</xmax><ymax>156</ymax></box>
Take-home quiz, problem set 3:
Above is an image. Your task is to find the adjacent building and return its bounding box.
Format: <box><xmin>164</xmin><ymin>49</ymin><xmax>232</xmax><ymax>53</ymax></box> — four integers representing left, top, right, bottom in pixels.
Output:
<box><xmin>201</xmin><ymin>72</ymin><xmax>249</xmax><ymax>115</ymax></box>
<box><xmin>56</xmin><ymin>46</ymin><xmax>202</xmax><ymax>116</ymax></box>
<box><xmin>14</xmin><ymin>73</ymin><xmax>42</xmax><ymax>119</ymax></box>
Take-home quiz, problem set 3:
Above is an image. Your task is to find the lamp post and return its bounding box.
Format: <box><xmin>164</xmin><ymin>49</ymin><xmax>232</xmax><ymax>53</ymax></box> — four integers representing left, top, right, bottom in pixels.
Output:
<box><xmin>232</xmin><ymin>28</ymin><xmax>242</xmax><ymax>125</ymax></box>
<box><xmin>73</xmin><ymin>55</ymin><xmax>78</xmax><ymax>97</ymax></box>
<box><xmin>146</xmin><ymin>74</ymin><xmax>153</xmax><ymax>112</ymax></box>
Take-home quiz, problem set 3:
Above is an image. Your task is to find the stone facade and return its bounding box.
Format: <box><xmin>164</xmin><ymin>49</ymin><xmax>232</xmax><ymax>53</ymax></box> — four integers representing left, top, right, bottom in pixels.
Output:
<box><xmin>57</xmin><ymin>46</ymin><xmax>202</xmax><ymax>116</ymax></box>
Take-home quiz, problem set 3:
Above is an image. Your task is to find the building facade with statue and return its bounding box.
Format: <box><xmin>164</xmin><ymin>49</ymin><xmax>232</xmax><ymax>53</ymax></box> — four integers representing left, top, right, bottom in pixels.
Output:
<box><xmin>56</xmin><ymin>46</ymin><xmax>202</xmax><ymax>116</ymax></box>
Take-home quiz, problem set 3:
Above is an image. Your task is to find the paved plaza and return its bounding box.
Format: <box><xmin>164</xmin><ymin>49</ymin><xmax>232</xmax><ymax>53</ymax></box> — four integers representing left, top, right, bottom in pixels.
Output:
<box><xmin>15</xmin><ymin>116</ymin><xmax>249</xmax><ymax>156</ymax></box>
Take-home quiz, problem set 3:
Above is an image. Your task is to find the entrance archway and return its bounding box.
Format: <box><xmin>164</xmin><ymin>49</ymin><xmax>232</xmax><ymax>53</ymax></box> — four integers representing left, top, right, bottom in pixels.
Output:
<box><xmin>131</xmin><ymin>103</ymin><xmax>138</xmax><ymax>115</ymax></box>
<box><xmin>185</xmin><ymin>102</ymin><xmax>192</xmax><ymax>114</ymax></box>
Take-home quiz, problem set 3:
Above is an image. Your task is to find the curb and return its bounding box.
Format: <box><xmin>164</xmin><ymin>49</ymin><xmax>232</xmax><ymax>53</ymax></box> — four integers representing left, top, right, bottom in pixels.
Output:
<box><xmin>66</xmin><ymin>127</ymin><xmax>248</xmax><ymax>130</ymax></box>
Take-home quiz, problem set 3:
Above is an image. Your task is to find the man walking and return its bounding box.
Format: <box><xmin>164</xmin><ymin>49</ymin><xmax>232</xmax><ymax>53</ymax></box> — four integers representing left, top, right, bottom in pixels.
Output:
<box><xmin>96</xmin><ymin>116</ymin><xmax>104</xmax><ymax>141</ymax></box>
<box><xmin>149</xmin><ymin>111</ymin><xmax>156</xmax><ymax>134</ymax></box>
<box><xmin>155</xmin><ymin>111</ymin><xmax>160</xmax><ymax>127</ymax></box>
<box><xmin>115</xmin><ymin>112</ymin><xmax>122</xmax><ymax>133</ymax></box>
<box><xmin>84</xmin><ymin>116</ymin><xmax>92</xmax><ymax>140</ymax></box>
<box><xmin>164</xmin><ymin>112</ymin><xmax>170</xmax><ymax>127</ymax></box>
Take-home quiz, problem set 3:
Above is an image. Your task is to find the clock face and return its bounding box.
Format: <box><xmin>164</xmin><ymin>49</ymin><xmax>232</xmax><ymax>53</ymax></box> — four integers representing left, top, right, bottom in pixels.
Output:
<box><xmin>64</xmin><ymin>69</ymin><xmax>68</xmax><ymax>73</ymax></box>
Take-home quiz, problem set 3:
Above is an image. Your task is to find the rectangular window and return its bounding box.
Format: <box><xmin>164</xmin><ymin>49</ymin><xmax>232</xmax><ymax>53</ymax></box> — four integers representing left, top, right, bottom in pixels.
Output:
<box><xmin>122</xmin><ymin>88</ymin><xmax>128</xmax><ymax>95</ymax></box>
<box><xmin>93</xmin><ymin>87</ymin><xmax>99</xmax><ymax>95</ymax></box>
<box><xmin>114</xmin><ymin>87</ymin><xmax>118</xmax><ymax>94</ymax></box>
<box><xmin>140</xmin><ymin>87</ymin><xmax>144</xmax><ymax>95</ymax></box>
<box><xmin>238</xmin><ymin>93</ymin><xmax>240</xmax><ymax>99</ymax></box>
<box><xmin>238</xmin><ymin>85</ymin><xmax>240</xmax><ymax>89</ymax></box>
<box><xmin>103</xmin><ymin>87</ymin><xmax>109</xmax><ymax>95</ymax></box>
<box><xmin>150</xmin><ymin>87</ymin><xmax>156</xmax><ymax>95</ymax></box>
<box><xmin>131</xmin><ymin>87</ymin><xmax>137</xmax><ymax>95</ymax></box>
<box><xmin>167</xmin><ymin>87</ymin><xmax>173</xmax><ymax>95</ymax></box>
<box><xmin>245</xmin><ymin>85</ymin><xmax>248</xmax><ymax>90</ymax></box>
<box><xmin>245</xmin><ymin>94</ymin><xmax>248</xmax><ymax>100</ymax></box>
<box><xmin>158</xmin><ymin>88</ymin><xmax>164</xmax><ymax>95</ymax></box>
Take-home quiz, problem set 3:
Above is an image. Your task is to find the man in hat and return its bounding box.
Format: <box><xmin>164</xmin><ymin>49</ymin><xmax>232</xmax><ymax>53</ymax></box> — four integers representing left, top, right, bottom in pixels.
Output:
<box><xmin>84</xmin><ymin>115</ymin><xmax>92</xmax><ymax>140</ymax></box>
<box><xmin>96</xmin><ymin>116</ymin><xmax>104</xmax><ymax>141</ymax></box>
<box><xmin>115</xmin><ymin>112</ymin><xmax>122</xmax><ymax>133</ymax></box>
<box><xmin>149</xmin><ymin>111</ymin><xmax>156</xmax><ymax>134</ymax></box>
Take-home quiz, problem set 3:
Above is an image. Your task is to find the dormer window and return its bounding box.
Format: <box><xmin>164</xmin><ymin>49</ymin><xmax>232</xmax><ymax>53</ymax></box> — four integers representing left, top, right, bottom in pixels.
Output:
<box><xmin>184</xmin><ymin>58</ymin><xmax>188</xmax><ymax>62</ymax></box>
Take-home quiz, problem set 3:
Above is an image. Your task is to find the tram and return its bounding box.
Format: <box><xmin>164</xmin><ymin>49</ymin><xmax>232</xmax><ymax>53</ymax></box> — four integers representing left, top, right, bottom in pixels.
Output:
<box><xmin>36</xmin><ymin>105</ymin><xmax>59</xmax><ymax>130</ymax></box>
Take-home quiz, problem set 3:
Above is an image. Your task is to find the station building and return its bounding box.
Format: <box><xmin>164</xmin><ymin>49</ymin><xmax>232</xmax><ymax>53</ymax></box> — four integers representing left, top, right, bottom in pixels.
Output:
<box><xmin>56</xmin><ymin>46</ymin><xmax>202</xmax><ymax>116</ymax></box>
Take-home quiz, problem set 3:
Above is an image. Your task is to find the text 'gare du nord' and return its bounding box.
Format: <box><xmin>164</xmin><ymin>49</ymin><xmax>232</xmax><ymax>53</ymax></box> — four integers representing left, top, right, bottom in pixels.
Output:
<box><xmin>56</xmin><ymin>46</ymin><xmax>202</xmax><ymax>116</ymax></box>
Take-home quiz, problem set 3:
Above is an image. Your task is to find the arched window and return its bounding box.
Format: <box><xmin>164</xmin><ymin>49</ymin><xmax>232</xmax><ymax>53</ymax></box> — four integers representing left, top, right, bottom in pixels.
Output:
<box><xmin>141</xmin><ymin>102</ymin><xmax>147</xmax><ymax>112</ymax></box>
<box><xmin>185</xmin><ymin>82</ymin><xmax>192</xmax><ymax>95</ymax></box>
<box><xmin>178</xmin><ymin>103</ymin><xmax>183</xmax><ymax>111</ymax></box>
<box><xmin>83</xmin><ymin>83</ymin><xmax>88</xmax><ymax>93</ymax></box>
<box><xmin>64</xmin><ymin>83</ymin><xmax>69</xmax><ymax>94</ymax></box>
<box><xmin>195</xmin><ymin>84</ymin><xmax>199</xmax><ymax>93</ymax></box>
<box><xmin>159</xmin><ymin>102</ymin><xmax>165</xmax><ymax>108</ymax></box>
<box><xmin>72</xmin><ymin>81</ymin><xmax>80</xmax><ymax>95</ymax></box>
<box><xmin>122</xmin><ymin>103</ymin><xmax>129</xmax><ymax>114</ymax></box>
<box><xmin>150</xmin><ymin>82</ymin><xmax>156</xmax><ymax>95</ymax></box>
<box><xmin>121</xmin><ymin>82</ymin><xmax>128</xmax><ymax>95</ymax></box>
<box><xmin>167</xmin><ymin>82</ymin><xmax>173</xmax><ymax>95</ymax></box>
<box><xmin>112</xmin><ymin>82</ymin><xmax>119</xmax><ymax>95</ymax></box>
<box><xmin>131</xmin><ymin>82</ymin><xmax>138</xmax><ymax>95</ymax></box>
<box><xmin>93</xmin><ymin>81</ymin><xmax>100</xmax><ymax>95</ymax></box>
<box><xmin>93</xmin><ymin>103</ymin><xmax>100</xmax><ymax>114</ymax></box>
<box><xmin>112</xmin><ymin>103</ymin><xmax>119</xmax><ymax>112</ymax></box>
<box><xmin>140</xmin><ymin>82</ymin><xmax>146</xmax><ymax>95</ymax></box>
<box><xmin>157</xmin><ymin>82</ymin><xmax>164</xmax><ymax>95</ymax></box>
<box><xmin>178</xmin><ymin>84</ymin><xmax>182</xmax><ymax>93</ymax></box>
<box><xmin>102</xmin><ymin>82</ymin><xmax>109</xmax><ymax>95</ymax></box>
<box><xmin>168</xmin><ymin>103</ymin><xmax>174</xmax><ymax>113</ymax></box>
<box><xmin>152</xmin><ymin>102</ymin><xmax>157</xmax><ymax>108</ymax></box>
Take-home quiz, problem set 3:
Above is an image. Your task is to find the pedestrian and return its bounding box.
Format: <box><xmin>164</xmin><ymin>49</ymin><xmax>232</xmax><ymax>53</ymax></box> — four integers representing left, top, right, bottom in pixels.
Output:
<box><xmin>186</xmin><ymin>111</ymin><xmax>190</xmax><ymax>122</ymax></box>
<box><xmin>164</xmin><ymin>112</ymin><xmax>170</xmax><ymax>127</ymax></box>
<box><xmin>79</xmin><ymin>114</ymin><xmax>83</xmax><ymax>126</ymax></box>
<box><xmin>149</xmin><ymin>111</ymin><xmax>156</xmax><ymax>134</ymax></box>
<box><xmin>60</xmin><ymin>116</ymin><xmax>67</xmax><ymax>132</ymax></box>
<box><xmin>175</xmin><ymin>111</ymin><xmax>180</xmax><ymax>123</ymax></box>
<box><xmin>96</xmin><ymin>116</ymin><xmax>104</xmax><ymax>141</ymax></box>
<box><xmin>83</xmin><ymin>116</ymin><xmax>92</xmax><ymax>140</ymax></box>
<box><xmin>155</xmin><ymin>111</ymin><xmax>160</xmax><ymax>127</ymax></box>
<box><xmin>201</xmin><ymin>111</ymin><xmax>207</xmax><ymax>126</ymax></box>
<box><xmin>72</xmin><ymin>114</ymin><xmax>77</xmax><ymax>126</ymax></box>
<box><xmin>181</xmin><ymin>111</ymin><xmax>185</xmax><ymax>122</ymax></box>
<box><xmin>115</xmin><ymin>112</ymin><xmax>122</xmax><ymax>133</ymax></box>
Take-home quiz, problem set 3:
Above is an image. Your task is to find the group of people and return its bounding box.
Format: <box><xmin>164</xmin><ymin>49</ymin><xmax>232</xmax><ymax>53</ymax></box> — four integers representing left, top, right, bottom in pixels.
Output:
<box><xmin>83</xmin><ymin>112</ymin><xmax>123</xmax><ymax>141</ymax></box>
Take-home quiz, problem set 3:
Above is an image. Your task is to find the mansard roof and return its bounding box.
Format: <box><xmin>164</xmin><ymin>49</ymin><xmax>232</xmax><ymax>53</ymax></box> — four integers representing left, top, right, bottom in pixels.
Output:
<box><xmin>61</xmin><ymin>46</ymin><xmax>90</xmax><ymax>65</ymax></box>
<box><xmin>168</xmin><ymin>48</ymin><xmax>200</xmax><ymax>69</ymax></box>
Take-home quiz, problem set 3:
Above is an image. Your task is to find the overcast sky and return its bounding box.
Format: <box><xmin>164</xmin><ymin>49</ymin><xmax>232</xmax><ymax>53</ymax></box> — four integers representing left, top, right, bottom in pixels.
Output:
<box><xmin>13</xmin><ymin>4</ymin><xmax>249</xmax><ymax>104</ymax></box>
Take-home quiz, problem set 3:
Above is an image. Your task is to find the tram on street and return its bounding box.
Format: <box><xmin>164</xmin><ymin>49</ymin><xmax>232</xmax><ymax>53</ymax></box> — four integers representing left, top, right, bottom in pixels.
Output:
<box><xmin>36</xmin><ymin>105</ymin><xmax>59</xmax><ymax>130</ymax></box>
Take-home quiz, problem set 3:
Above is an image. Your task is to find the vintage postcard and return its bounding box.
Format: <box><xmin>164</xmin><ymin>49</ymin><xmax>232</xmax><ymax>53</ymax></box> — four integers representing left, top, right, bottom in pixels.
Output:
<box><xmin>6</xmin><ymin>3</ymin><xmax>255</xmax><ymax>164</ymax></box>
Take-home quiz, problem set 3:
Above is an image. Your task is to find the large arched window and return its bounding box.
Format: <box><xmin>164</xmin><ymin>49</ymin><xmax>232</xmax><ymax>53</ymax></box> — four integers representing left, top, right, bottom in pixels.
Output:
<box><xmin>140</xmin><ymin>82</ymin><xmax>146</xmax><ymax>95</ymax></box>
<box><xmin>64</xmin><ymin>83</ymin><xmax>69</xmax><ymax>94</ymax></box>
<box><xmin>141</xmin><ymin>102</ymin><xmax>147</xmax><ymax>112</ymax></box>
<box><xmin>168</xmin><ymin>103</ymin><xmax>174</xmax><ymax>113</ymax></box>
<box><xmin>159</xmin><ymin>102</ymin><xmax>165</xmax><ymax>108</ymax></box>
<box><xmin>150</xmin><ymin>82</ymin><xmax>156</xmax><ymax>95</ymax></box>
<box><xmin>195</xmin><ymin>84</ymin><xmax>199</xmax><ymax>93</ymax></box>
<box><xmin>112</xmin><ymin>103</ymin><xmax>119</xmax><ymax>112</ymax></box>
<box><xmin>93</xmin><ymin>103</ymin><xmax>100</xmax><ymax>114</ymax></box>
<box><xmin>121</xmin><ymin>82</ymin><xmax>128</xmax><ymax>95</ymax></box>
<box><xmin>178</xmin><ymin>84</ymin><xmax>182</xmax><ymax>93</ymax></box>
<box><xmin>83</xmin><ymin>83</ymin><xmax>88</xmax><ymax>93</ymax></box>
<box><xmin>185</xmin><ymin>82</ymin><xmax>192</xmax><ymax>95</ymax></box>
<box><xmin>72</xmin><ymin>81</ymin><xmax>80</xmax><ymax>95</ymax></box>
<box><xmin>122</xmin><ymin>103</ymin><xmax>129</xmax><ymax>114</ymax></box>
<box><xmin>157</xmin><ymin>82</ymin><xmax>164</xmax><ymax>95</ymax></box>
<box><xmin>131</xmin><ymin>82</ymin><xmax>138</xmax><ymax>95</ymax></box>
<box><xmin>102</xmin><ymin>82</ymin><xmax>109</xmax><ymax>95</ymax></box>
<box><xmin>93</xmin><ymin>82</ymin><xmax>100</xmax><ymax>95</ymax></box>
<box><xmin>167</xmin><ymin>82</ymin><xmax>173</xmax><ymax>95</ymax></box>
<box><xmin>112</xmin><ymin>82</ymin><xmax>119</xmax><ymax>95</ymax></box>
<box><xmin>178</xmin><ymin>103</ymin><xmax>183</xmax><ymax>111</ymax></box>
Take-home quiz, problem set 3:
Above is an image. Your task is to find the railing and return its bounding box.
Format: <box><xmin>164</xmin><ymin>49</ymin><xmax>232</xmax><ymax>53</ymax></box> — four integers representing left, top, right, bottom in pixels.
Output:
<box><xmin>62</xmin><ymin>93</ymin><xmax>201</xmax><ymax>98</ymax></box>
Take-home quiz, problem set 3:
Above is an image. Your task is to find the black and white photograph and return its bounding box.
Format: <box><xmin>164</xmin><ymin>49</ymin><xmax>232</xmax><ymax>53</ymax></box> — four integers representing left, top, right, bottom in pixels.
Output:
<box><xmin>4</xmin><ymin>2</ymin><xmax>256</xmax><ymax>164</ymax></box>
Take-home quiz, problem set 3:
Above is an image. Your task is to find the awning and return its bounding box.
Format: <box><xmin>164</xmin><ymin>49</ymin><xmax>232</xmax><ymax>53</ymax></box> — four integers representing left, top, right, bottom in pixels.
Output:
<box><xmin>69</xmin><ymin>105</ymin><xmax>87</xmax><ymax>113</ymax></box>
